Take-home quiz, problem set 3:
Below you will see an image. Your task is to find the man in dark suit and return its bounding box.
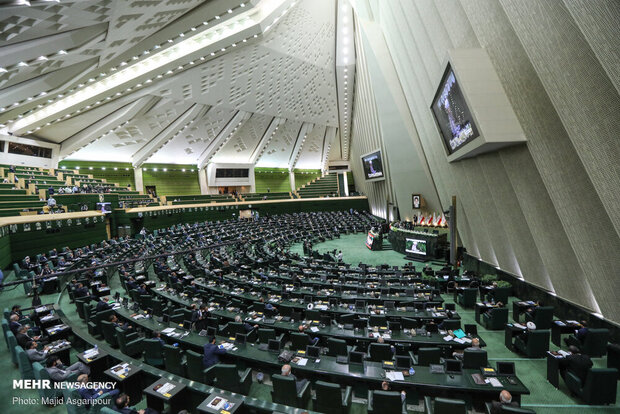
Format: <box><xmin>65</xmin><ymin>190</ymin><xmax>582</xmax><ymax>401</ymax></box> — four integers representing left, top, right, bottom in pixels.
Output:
<box><xmin>490</xmin><ymin>390</ymin><xmax>519</xmax><ymax>414</ymax></box>
<box><xmin>203</xmin><ymin>336</ymin><xmax>227</xmax><ymax>368</ymax></box>
<box><xmin>113</xmin><ymin>393</ymin><xmax>159</xmax><ymax>414</ymax></box>
<box><xmin>45</xmin><ymin>355</ymin><xmax>90</xmax><ymax>381</ymax></box>
<box><xmin>74</xmin><ymin>283</ymin><xmax>90</xmax><ymax>299</ymax></box>
<box><xmin>9</xmin><ymin>314</ymin><xmax>23</xmax><ymax>334</ymax></box>
<box><xmin>16</xmin><ymin>326</ymin><xmax>47</xmax><ymax>347</ymax></box>
<box><xmin>560</xmin><ymin>345</ymin><xmax>593</xmax><ymax>383</ymax></box>
<box><xmin>96</xmin><ymin>297</ymin><xmax>112</xmax><ymax>312</ymax></box>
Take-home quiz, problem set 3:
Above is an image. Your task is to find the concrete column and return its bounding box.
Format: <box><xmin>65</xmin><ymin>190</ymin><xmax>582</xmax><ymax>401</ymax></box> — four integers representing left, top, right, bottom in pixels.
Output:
<box><xmin>289</xmin><ymin>170</ymin><xmax>296</xmax><ymax>193</ymax></box>
<box><xmin>343</xmin><ymin>172</ymin><xmax>349</xmax><ymax>196</ymax></box>
<box><xmin>133</xmin><ymin>167</ymin><xmax>143</xmax><ymax>194</ymax></box>
<box><xmin>199</xmin><ymin>168</ymin><xmax>208</xmax><ymax>195</ymax></box>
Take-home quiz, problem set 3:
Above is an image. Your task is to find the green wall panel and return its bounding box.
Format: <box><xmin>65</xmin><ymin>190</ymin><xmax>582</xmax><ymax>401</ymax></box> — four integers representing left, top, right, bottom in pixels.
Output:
<box><xmin>254</xmin><ymin>168</ymin><xmax>290</xmax><ymax>193</ymax></box>
<box><xmin>295</xmin><ymin>169</ymin><xmax>322</xmax><ymax>190</ymax></box>
<box><xmin>0</xmin><ymin>231</ymin><xmax>10</xmax><ymax>269</ymax></box>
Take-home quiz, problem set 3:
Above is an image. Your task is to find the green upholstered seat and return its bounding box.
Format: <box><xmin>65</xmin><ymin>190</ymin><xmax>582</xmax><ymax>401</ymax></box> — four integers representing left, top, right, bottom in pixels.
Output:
<box><xmin>186</xmin><ymin>349</ymin><xmax>211</xmax><ymax>383</ymax></box>
<box><xmin>567</xmin><ymin>328</ymin><xmax>610</xmax><ymax>357</ymax></box>
<box><xmin>313</xmin><ymin>381</ymin><xmax>352</xmax><ymax>414</ymax></box>
<box><xmin>327</xmin><ymin>337</ymin><xmax>349</xmax><ymax>356</ymax></box>
<box><xmin>424</xmin><ymin>396</ymin><xmax>467</xmax><ymax>414</ymax></box>
<box><xmin>368</xmin><ymin>343</ymin><xmax>392</xmax><ymax>362</ymax></box>
<box><xmin>417</xmin><ymin>347</ymin><xmax>441</xmax><ymax>366</ymax></box>
<box><xmin>483</xmin><ymin>307</ymin><xmax>509</xmax><ymax>330</ymax></box>
<box><xmin>525</xmin><ymin>306</ymin><xmax>554</xmax><ymax>329</ymax></box>
<box><xmin>367</xmin><ymin>390</ymin><xmax>406</xmax><ymax>414</ymax></box>
<box><xmin>271</xmin><ymin>374</ymin><xmax>311</xmax><ymax>409</ymax></box>
<box><xmin>463</xmin><ymin>348</ymin><xmax>488</xmax><ymax>369</ymax></box>
<box><xmin>457</xmin><ymin>288</ymin><xmax>477</xmax><ymax>307</ymax></box>
<box><xmin>16</xmin><ymin>345</ymin><xmax>35</xmax><ymax>379</ymax></box>
<box><xmin>212</xmin><ymin>363</ymin><xmax>252</xmax><ymax>395</ymax></box>
<box><xmin>100</xmin><ymin>321</ymin><xmax>118</xmax><ymax>347</ymax></box>
<box><xmin>290</xmin><ymin>332</ymin><xmax>310</xmax><ymax>351</ymax></box>
<box><xmin>163</xmin><ymin>344</ymin><xmax>185</xmax><ymax>376</ymax></box>
<box><xmin>514</xmin><ymin>330</ymin><xmax>549</xmax><ymax>358</ymax></box>
<box><xmin>143</xmin><ymin>338</ymin><xmax>164</xmax><ymax>366</ymax></box>
<box><xmin>565</xmin><ymin>368</ymin><xmax>618</xmax><ymax>405</ymax></box>
<box><xmin>7</xmin><ymin>331</ymin><xmax>18</xmax><ymax>365</ymax></box>
<box><xmin>115</xmin><ymin>327</ymin><xmax>143</xmax><ymax>357</ymax></box>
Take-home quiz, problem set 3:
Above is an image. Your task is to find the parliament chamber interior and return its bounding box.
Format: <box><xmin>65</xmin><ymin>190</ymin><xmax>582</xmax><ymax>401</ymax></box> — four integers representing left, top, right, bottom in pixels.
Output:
<box><xmin>0</xmin><ymin>1</ymin><xmax>618</xmax><ymax>414</ymax></box>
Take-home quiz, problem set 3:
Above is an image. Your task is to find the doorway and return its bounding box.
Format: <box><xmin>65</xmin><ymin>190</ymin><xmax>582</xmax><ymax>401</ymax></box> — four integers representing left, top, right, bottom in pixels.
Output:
<box><xmin>145</xmin><ymin>185</ymin><xmax>157</xmax><ymax>197</ymax></box>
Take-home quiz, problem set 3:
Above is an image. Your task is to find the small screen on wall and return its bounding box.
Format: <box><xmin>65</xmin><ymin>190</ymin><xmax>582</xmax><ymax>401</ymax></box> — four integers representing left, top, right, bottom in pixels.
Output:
<box><xmin>431</xmin><ymin>66</ymin><xmax>479</xmax><ymax>154</ymax></box>
<box><xmin>361</xmin><ymin>151</ymin><xmax>384</xmax><ymax>180</ymax></box>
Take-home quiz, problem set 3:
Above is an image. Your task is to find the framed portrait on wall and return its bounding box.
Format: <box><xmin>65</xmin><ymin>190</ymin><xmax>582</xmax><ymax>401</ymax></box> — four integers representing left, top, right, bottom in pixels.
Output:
<box><xmin>412</xmin><ymin>194</ymin><xmax>422</xmax><ymax>209</ymax></box>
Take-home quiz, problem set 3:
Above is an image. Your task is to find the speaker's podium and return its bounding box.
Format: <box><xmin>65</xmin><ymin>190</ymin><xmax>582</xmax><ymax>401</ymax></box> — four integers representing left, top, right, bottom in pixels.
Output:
<box><xmin>365</xmin><ymin>230</ymin><xmax>382</xmax><ymax>251</ymax></box>
<box><xmin>388</xmin><ymin>226</ymin><xmax>447</xmax><ymax>261</ymax></box>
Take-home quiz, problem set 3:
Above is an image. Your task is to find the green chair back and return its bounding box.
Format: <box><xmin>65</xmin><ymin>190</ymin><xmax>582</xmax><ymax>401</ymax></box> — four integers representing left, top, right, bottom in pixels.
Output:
<box><xmin>463</xmin><ymin>349</ymin><xmax>488</xmax><ymax>369</ymax></box>
<box><xmin>163</xmin><ymin>345</ymin><xmax>185</xmax><ymax>376</ymax></box>
<box><xmin>143</xmin><ymin>338</ymin><xmax>164</xmax><ymax>366</ymax></box>
<box><xmin>7</xmin><ymin>331</ymin><xmax>18</xmax><ymax>365</ymax></box>
<box><xmin>434</xmin><ymin>397</ymin><xmax>467</xmax><ymax>414</ymax></box>
<box><xmin>16</xmin><ymin>346</ymin><xmax>35</xmax><ymax>379</ymax></box>
<box><xmin>327</xmin><ymin>338</ymin><xmax>348</xmax><ymax>356</ymax></box>
<box><xmin>314</xmin><ymin>381</ymin><xmax>346</xmax><ymax>414</ymax></box>
<box><xmin>417</xmin><ymin>347</ymin><xmax>441</xmax><ymax>366</ymax></box>
<box><xmin>185</xmin><ymin>350</ymin><xmax>205</xmax><ymax>382</ymax></box>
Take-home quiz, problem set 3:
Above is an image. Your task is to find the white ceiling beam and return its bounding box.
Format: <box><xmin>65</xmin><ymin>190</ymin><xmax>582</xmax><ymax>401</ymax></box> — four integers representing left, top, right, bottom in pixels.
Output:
<box><xmin>59</xmin><ymin>95</ymin><xmax>159</xmax><ymax>159</ymax></box>
<box><xmin>197</xmin><ymin>110</ymin><xmax>252</xmax><ymax>169</ymax></box>
<box><xmin>335</xmin><ymin>0</ymin><xmax>356</xmax><ymax>161</ymax></box>
<box><xmin>8</xmin><ymin>0</ymin><xmax>296</xmax><ymax>135</ymax></box>
<box><xmin>288</xmin><ymin>121</ymin><xmax>314</xmax><ymax>170</ymax></box>
<box><xmin>132</xmin><ymin>103</ymin><xmax>208</xmax><ymax>167</ymax></box>
<box><xmin>249</xmin><ymin>116</ymin><xmax>285</xmax><ymax>164</ymax></box>
<box><xmin>321</xmin><ymin>126</ymin><xmax>337</xmax><ymax>170</ymax></box>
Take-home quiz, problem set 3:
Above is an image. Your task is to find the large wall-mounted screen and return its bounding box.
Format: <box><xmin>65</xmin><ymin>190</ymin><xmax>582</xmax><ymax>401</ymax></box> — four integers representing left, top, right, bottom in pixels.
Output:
<box><xmin>361</xmin><ymin>150</ymin><xmax>385</xmax><ymax>181</ymax></box>
<box><xmin>405</xmin><ymin>238</ymin><xmax>427</xmax><ymax>256</ymax></box>
<box><xmin>431</xmin><ymin>66</ymin><xmax>479</xmax><ymax>154</ymax></box>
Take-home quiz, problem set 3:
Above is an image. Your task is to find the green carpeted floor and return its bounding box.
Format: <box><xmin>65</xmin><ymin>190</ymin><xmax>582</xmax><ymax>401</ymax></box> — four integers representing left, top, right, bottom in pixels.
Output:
<box><xmin>1</xmin><ymin>233</ymin><xmax>618</xmax><ymax>413</ymax></box>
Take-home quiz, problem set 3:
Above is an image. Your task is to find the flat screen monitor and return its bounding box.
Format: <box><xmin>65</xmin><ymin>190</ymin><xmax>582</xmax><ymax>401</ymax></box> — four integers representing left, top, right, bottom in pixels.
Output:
<box><xmin>349</xmin><ymin>351</ymin><xmax>365</xmax><ymax>364</ymax></box>
<box><xmin>445</xmin><ymin>359</ymin><xmax>462</xmax><ymax>374</ymax></box>
<box><xmin>183</xmin><ymin>320</ymin><xmax>192</xmax><ymax>330</ymax></box>
<box><xmin>496</xmin><ymin>361</ymin><xmax>515</xmax><ymax>376</ymax></box>
<box><xmin>206</xmin><ymin>326</ymin><xmax>217</xmax><ymax>337</ymax></box>
<box><xmin>431</xmin><ymin>66</ymin><xmax>480</xmax><ymax>155</ymax></box>
<box><xmin>360</xmin><ymin>150</ymin><xmax>385</xmax><ymax>181</ymax></box>
<box><xmin>405</xmin><ymin>238</ymin><xmax>427</xmax><ymax>256</ymax></box>
<box><xmin>268</xmin><ymin>339</ymin><xmax>281</xmax><ymax>352</ymax></box>
<box><xmin>306</xmin><ymin>345</ymin><xmax>320</xmax><ymax>359</ymax></box>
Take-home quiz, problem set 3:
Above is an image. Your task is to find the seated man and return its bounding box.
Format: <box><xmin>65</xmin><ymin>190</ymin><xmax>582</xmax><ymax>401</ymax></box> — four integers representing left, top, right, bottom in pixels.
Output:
<box><xmin>25</xmin><ymin>341</ymin><xmax>50</xmax><ymax>362</ymax></box>
<box><xmin>380</xmin><ymin>381</ymin><xmax>406</xmax><ymax>401</ymax></box>
<box><xmin>565</xmin><ymin>321</ymin><xmax>589</xmax><ymax>348</ymax></box>
<box><xmin>77</xmin><ymin>373</ymin><xmax>119</xmax><ymax>404</ymax></box>
<box><xmin>453</xmin><ymin>337</ymin><xmax>482</xmax><ymax>359</ymax></box>
<box><xmin>490</xmin><ymin>390</ymin><xmax>519</xmax><ymax>414</ymax></box>
<box><xmin>16</xmin><ymin>325</ymin><xmax>48</xmax><ymax>347</ymax></box>
<box><xmin>45</xmin><ymin>355</ymin><xmax>90</xmax><ymax>381</ymax></box>
<box><xmin>281</xmin><ymin>363</ymin><xmax>308</xmax><ymax>393</ymax></box>
<box><xmin>9</xmin><ymin>314</ymin><xmax>24</xmax><ymax>334</ymax></box>
<box><xmin>203</xmin><ymin>336</ymin><xmax>227</xmax><ymax>368</ymax></box>
<box><xmin>297</xmin><ymin>325</ymin><xmax>319</xmax><ymax>346</ymax></box>
<box><xmin>514</xmin><ymin>321</ymin><xmax>536</xmax><ymax>351</ymax></box>
<box><xmin>113</xmin><ymin>393</ymin><xmax>159</xmax><ymax>414</ymax></box>
<box><xmin>96</xmin><ymin>297</ymin><xmax>112</xmax><ymax>312</ymax></box>
<box><xmin>235</xmin><ymin>315</ymin><xmax>258</xmax><ymax>333</ymax></box>
<box><xmin>559</xmin><ymin>345</ymin><xmax>593</xmax><ymax>383</ymax></box>
<box><xmin>109</xmin><ymin>315</ymin><xmax>131</xmax><ymax>331</ymax></box>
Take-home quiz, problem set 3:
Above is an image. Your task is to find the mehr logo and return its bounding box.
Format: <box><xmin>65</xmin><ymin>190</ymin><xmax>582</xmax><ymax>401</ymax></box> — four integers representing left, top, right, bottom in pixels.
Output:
<box><xmin>14</xmin><ymin>380</ymin><xmax>51</xmax><ymax>389</ymax></box>
<box><xmin>13</xmin><ymin>380</ymin><xmax>116</xmax><ymax>390</ymax></box>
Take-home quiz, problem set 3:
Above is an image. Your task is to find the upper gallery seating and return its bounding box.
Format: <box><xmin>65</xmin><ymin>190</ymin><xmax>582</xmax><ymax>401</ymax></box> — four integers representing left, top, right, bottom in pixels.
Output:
<box><xmin>297</xmin><ymin>173</ymin><xmax>339</xmax><ymax>198</ymax></box>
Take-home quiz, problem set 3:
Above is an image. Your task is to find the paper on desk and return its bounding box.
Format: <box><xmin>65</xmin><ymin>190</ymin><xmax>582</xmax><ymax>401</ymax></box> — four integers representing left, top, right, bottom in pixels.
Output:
<box><xmin>443</xmin><ymin>335</ymin><xmax>454</xmax><ymax>341</ymax></box>
<box><xmin>296</xmin><ymin>358</ymin><xmax>308</xmax><ymax>366</ymax></box>
<box><xmin>386</xmin><ymin>371</ymin><xmax>404</xmax><ymax>381</ymax></box>
<box><xmin>558</xmin><ymin>350</ymin><xmax>570</xmax><ymax>357</ymax></box>
<box><xmin>161</xmin><ymin>328</ymin><xmax>175</xmax><ymax>334</ymax></box>
<box><xmin>310</xmin><ymin>326</ymin><xmax>319</xmax><ymax>333</ymax></box>
<box><xmin>488</xmin><ymin>377</ymin><xmax>502</xmax><ymax>387</ymax></box>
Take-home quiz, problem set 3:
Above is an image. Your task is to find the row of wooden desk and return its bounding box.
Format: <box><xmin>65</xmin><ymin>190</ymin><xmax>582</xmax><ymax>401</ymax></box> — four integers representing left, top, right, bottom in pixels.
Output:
<box><xmin>112</xmin><ymin>304</ymin><xmax>530</xmax><ymax>403</ymax></box>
